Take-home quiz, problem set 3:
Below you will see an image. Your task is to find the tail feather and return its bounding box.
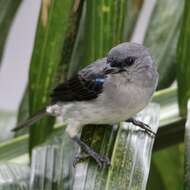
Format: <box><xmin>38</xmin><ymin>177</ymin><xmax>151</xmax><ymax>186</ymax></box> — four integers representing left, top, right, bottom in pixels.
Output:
<box><xmin>12</xmin><ymin>108</ymin><xmax>48</xmax><ymax>132</ymax></box>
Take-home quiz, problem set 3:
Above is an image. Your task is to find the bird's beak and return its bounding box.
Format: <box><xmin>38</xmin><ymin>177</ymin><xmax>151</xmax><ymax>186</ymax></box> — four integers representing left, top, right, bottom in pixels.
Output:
<box><xmin>103</xmin><ymin>66</ymin><xmax>127</xmax><ymax>74</ymax></box>
<box><xmin>103</xmin><ymin>66</ymin><xmax>116</xmax><ymax>74</ymax></box>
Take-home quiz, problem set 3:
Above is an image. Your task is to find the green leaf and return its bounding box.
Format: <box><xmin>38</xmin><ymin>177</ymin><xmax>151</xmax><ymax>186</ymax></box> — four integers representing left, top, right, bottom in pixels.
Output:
<box><xmin>0</xmin><ymin>0</ymin><xmax>22</xmax><ymax>64</ymax></box>
<box><xmin>0</xmin><ymin>134</ymin><xmax>28</xmax><ymax>161</ymax></box>
<box><xmin>144</xmin><ymin>0</ymin><xmax>184</xmax><ymax>89</ymax></box>
<box><xmin>124</xmin><ymin>0</ymin><xmax>143</xmax><ymax>40</ymax></box>
<box><xmin>176</xmin><ymin>0</ymin><xmax>190</xmax><ymax>116</ymax></box>
<box><xmin>184</xmin><ymin>101</ymin><xmax>190</xmax><ymax>189</ymax></box>
<box><xmin>153</xmin><ymin>88</ymin><xmax>185</xmax><ymax>150</ymax></box>
<box><xmin>29</xmin><ymin>128</ymin><xmax>75</xmax><ymax>190</ymax></box>
<box><xmin>58</xmin><ymin>0</ymin><xmax>84</xmax><ymax>79</ymax></box>
<box><xmin>30</xmin><ymin>145</ymin><xmax>65</xmax><ymax>190</ymax></box>
<box><xmin>149</xmin><ymin>89</ymin><xmax>184</xmax><ymax>190</ymax></box>
<box><xmin>78</xmin><ymin>0</ymin><xmax>127</xmax><ymax>69</ymax></box>
<box><xmin>28</xmin><ymin>0</ymin><xmax>74</xmax><ymax>153</ymax></box>
<box><xmin>147</xmin><ymin>144</ymin><xmax>184</xmax><ymax>190</ymax></box>
<box><xmin>16</xmin><ymin>88</ymin><xmax>29</xmax><ymax>136</ymax></box>
<box><xmin>0</xmin><ymin>163</ymin><xmax>30</xmax><ymax>190</ymax></box>
<box><xmin>147</xmin><ymin>161</ymin><xmax>166</xmax><ymax>189</ymax></box>
<box><xmin>67</xmin><ymin>1</ymin><xmax>86</xmax><ymax>78</ymax></box>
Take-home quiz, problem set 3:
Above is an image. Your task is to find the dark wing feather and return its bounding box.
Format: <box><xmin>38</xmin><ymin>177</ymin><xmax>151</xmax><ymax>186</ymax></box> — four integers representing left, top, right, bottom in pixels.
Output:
<box><xmin>50</xmin><ymin>58</ymin><xmax>107</xmax><ymax>103</ymax></box>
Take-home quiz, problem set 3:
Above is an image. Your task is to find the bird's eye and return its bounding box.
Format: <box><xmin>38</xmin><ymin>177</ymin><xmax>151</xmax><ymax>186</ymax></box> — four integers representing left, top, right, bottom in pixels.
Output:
<box><xmin>124</xmin><ymin>56</ymin><xmax>136</xmax><ymax>66</ymax></box>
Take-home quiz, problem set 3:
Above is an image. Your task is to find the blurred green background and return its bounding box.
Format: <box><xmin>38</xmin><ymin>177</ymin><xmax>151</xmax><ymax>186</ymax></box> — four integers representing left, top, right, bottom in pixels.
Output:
<box><xmin>0</xmin><ymin>0</ymin><xmax>190</xmax><ymax>189</ymax></box>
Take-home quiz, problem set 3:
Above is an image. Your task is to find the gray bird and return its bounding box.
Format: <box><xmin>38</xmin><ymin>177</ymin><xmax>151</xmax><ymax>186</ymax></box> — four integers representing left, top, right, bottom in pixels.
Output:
<box><xmin>12</xmin><ymin>42</ymin><xmax>159</xmax><ymax>168</ymax></box>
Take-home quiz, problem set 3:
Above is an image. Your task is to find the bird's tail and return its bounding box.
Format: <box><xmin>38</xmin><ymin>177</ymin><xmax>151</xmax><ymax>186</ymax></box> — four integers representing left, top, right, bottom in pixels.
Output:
<box><xmin>12</xmin><ymin>107</ymin><xmax>48</xmax><ymax>132</ymax></box>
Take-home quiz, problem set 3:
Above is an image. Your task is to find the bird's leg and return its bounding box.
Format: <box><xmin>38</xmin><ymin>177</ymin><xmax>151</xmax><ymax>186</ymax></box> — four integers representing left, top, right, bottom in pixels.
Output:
<box><xmin>72</xmin><ymin>136</ymin><xmax>110</xmax><ymax>168</ymax></box>
<box><xmin>66</xmin><ymin>122</ymin><xmax>110</xmax><ymax>168</ymax></box>
<box><xmin>126</xmin><ymin>117</ymin><xmax>155</xmax><ymax>136</ymax></box>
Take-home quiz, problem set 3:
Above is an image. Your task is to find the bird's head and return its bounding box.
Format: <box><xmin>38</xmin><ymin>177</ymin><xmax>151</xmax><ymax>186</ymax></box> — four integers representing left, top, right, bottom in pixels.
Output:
<box><xmin>104</xmin><ymin>42</ymin><xmax>159</xmax><ymax>88</ymax></box>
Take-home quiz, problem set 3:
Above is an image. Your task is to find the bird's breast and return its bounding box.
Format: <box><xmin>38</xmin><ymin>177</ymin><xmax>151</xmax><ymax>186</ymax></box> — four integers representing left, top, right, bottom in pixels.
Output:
<box><xmin>101</xmin><ymin>81</ymin><xmax>153</xmax><ymax>120</ymax></box>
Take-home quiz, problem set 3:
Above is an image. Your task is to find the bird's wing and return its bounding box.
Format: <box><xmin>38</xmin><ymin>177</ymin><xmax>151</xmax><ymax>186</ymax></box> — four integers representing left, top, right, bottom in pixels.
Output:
<box><xmin>50</xmin><ymin>58</ymin><xmax>107</xmax><ymax>103</ymax></box>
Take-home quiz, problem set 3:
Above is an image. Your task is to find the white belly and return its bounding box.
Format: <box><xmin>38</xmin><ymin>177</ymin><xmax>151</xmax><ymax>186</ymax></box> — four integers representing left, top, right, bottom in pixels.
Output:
<box><xmin>53</xmin><ymin>83</ymin><xmax>153</xmax><ymax>125</ymax></box>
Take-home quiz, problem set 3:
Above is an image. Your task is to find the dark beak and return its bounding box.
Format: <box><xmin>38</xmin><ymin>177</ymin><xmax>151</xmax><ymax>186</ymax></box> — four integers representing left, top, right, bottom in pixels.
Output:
<box><xmin>103</xmin><ymin>66</ymin><xmax>127</xmax><ymax>74</ymax></box>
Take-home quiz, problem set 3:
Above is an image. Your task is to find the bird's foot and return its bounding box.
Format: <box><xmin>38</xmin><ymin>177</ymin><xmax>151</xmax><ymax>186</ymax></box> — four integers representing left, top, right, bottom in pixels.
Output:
<box><xmin>73</xmin><ymin>137</ymin><xmax>110</xmax><ymax>168</ymax></box>
<box><xmin>126</xmin><ymin>118</ymin><xmax>156</xmax><ymax>137</ymax></box>
<box><xmin>73</xmin><ymin>153</ymin><xmax>90</xmax><ymax>167</ymax></box>
<box><xmin>73</xmin><ymin>152</ymin><xmax>110</xmax><ymax>168</ymax></box>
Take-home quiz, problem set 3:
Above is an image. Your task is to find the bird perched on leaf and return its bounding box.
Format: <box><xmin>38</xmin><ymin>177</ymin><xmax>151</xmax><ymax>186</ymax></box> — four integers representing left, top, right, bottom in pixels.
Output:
<box><xmin>12</xmin><ymin>42</ymin><xmax>159</xmax><ymax>168</ymax></box>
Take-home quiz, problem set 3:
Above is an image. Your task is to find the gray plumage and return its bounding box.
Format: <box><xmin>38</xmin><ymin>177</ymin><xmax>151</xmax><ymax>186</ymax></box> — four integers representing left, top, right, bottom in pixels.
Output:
<box><xmin>47</xmin><ymin>42</ymin><xmax>158</xmax><ymax>137</ymax></box>
<box><xmin>13</xmin><ymin>42</ymin><xmax>159</xmax><ymax>167</ymax></box>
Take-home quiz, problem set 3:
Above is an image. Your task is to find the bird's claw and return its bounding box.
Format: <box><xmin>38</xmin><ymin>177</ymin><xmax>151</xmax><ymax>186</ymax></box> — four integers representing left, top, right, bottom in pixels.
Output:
<box><xmin>72</xmin><ymin>137</ymin><xmax>111</xmax><ymax>168</ymax></box>
<box><xmin>143</xmin><ymin>127</ymin><xmax>156</xmax><ymax>137</ymax></box>
<box><xmin>73</xmin><ymin>152</ymin><xmax>110</xmax><ymax>169</ymax></box>
<box><xmin>93</xmin><ymin>153</ymin><xmax>111</xmax><ymax>169</ymax></box>
<box><xmin>73</xmin><ymin>153</ymin><xmax>89</xmax><ymax>167</ymax></box>
<box><xmin>126</xmin><ymin>118</ymin><xmax>156</xmax><ymax>137</ymax></box>
<box><xmin>144</xmin><ymin>124</ymin><xmax>155</xmax><ymax>136</ymax></box>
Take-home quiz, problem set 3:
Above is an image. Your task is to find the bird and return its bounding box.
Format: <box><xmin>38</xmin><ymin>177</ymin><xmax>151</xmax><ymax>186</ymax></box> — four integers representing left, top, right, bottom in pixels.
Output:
<box><xmin>12</xmin><ymin>42</ymin><xmax>159</xmax><ymax>168</ymax></box>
